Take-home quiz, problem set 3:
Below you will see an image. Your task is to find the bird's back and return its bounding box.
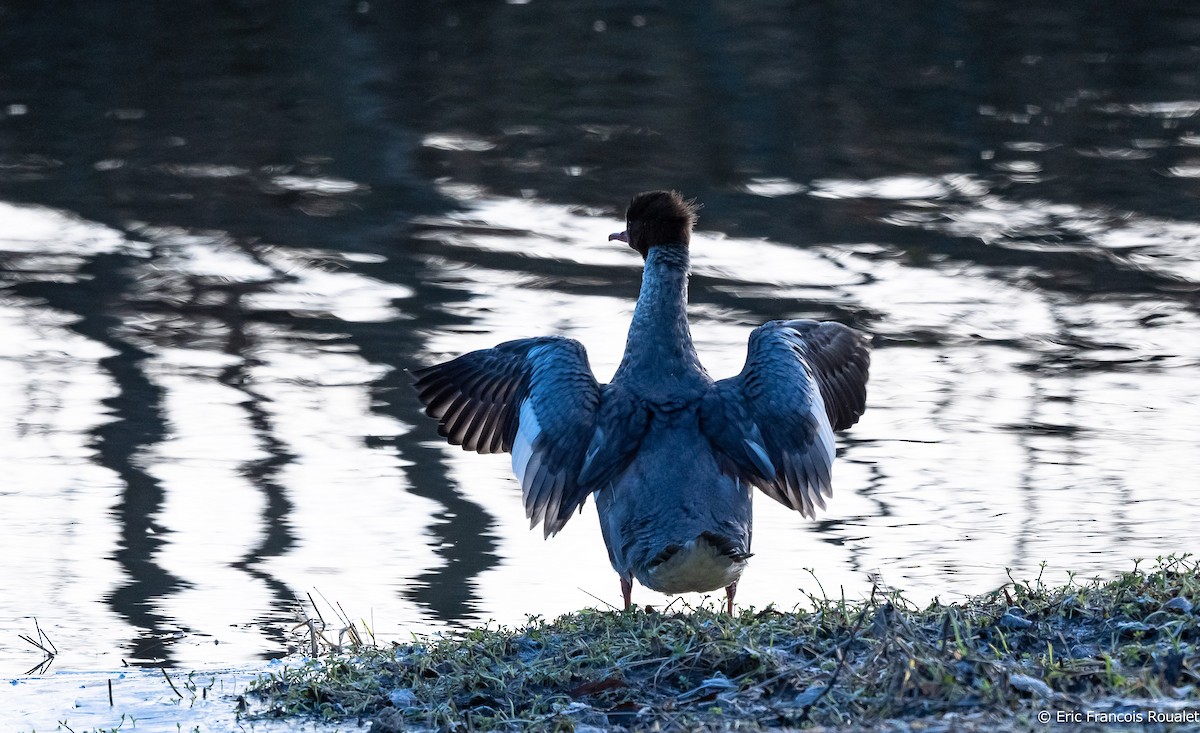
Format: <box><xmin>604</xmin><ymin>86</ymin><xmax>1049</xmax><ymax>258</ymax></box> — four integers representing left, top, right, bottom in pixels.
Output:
<box><xmin>595</xmin><ymin>404</ymin><xmax>753</xmax><ymax>595</ymax></box>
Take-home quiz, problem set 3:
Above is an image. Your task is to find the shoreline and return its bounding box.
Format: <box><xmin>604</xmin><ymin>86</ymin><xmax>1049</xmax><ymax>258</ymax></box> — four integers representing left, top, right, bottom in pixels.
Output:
<box><xmin>7</xmin><ymin>557</ymin><xmax>1196</xmax><ymax>732</ymax></box>
<box><xmin>245</xmin><ymin>556</ymin><xmax>1200</xmax><ymax>732</ymax></box>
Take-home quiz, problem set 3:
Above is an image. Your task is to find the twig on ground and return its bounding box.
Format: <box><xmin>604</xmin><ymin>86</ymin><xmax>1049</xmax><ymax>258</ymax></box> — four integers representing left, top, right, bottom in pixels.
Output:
<box><xmin>161</xmin><ymin>667</ymin><xmax>184</xmax><ymax>699</ymax></box>
<box><xmin>578</xmin><ymin>587</ymin><xmax>619</xmax><ymax>611</ymax></box>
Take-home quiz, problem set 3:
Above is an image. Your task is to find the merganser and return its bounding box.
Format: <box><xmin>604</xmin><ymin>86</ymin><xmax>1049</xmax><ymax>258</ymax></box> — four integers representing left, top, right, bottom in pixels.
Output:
<box><xmin>413</xmin><ymin>190</ymin><xmax>870</xmax><ymax>612</ymax></box>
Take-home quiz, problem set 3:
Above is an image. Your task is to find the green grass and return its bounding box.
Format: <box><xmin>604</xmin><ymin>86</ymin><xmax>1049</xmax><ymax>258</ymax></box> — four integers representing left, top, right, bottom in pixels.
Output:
<box><xmin>248</xmin><ymin>556</ymin><xmax>1200</xmax><ymax>731</ymax></box>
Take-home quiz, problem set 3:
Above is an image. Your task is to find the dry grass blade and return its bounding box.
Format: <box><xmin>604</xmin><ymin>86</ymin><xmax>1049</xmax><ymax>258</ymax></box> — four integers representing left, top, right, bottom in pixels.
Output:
<box><xmin>19</xmin><ymin>617</ymin><xmax>57</xmax><ymax>675</ymax></box>
<box><xmin>18</xmin><ymin>633</ymin><xmax>51</xmax><ymax>654</ymax></box>
<box><xmin>35</xmin><ymin>617</ymin><xmax>57</xmax><ymax>655</ymax></box>
<box><xmin>578</xmin><ymin>586</ymin><xmax>619</xmax><ymax>611</ymax></box>
<box><xmin>161</xmin><ymin>667</ymin><xmax>184</xmax><ymax>699</ymax></box>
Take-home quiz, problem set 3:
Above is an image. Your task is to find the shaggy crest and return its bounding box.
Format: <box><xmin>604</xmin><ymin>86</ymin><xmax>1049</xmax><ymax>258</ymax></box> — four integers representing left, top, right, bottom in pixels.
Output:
<box><xmin>614</xmin><ymin>190</ymin><xmax>700</xmax><ymax>258</ymax></box>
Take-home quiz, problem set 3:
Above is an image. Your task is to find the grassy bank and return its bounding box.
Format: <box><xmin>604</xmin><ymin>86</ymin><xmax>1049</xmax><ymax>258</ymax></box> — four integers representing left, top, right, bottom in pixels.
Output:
<box><xmin>249</xmin><ymin>557</ymin><xmax>1200</xmax><ymax>731</ymax></box>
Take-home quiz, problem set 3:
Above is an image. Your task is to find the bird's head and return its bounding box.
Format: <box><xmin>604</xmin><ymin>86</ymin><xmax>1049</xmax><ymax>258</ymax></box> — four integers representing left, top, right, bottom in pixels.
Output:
<box><xmin>609</xmin><ymin>190</ymin><xmax>699</xmax><ymax>259</ymax></box>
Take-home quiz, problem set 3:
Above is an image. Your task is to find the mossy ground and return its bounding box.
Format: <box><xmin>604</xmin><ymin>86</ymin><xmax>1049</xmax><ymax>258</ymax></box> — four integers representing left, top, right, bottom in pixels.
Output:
<box><xmin>249</xmin><ymin>556</ymin><xmax>1200</xmax><ymax>731</ymax></box>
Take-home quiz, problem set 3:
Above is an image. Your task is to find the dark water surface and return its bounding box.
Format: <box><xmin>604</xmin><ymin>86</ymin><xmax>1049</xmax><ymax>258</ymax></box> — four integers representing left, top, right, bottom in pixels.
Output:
<box><xmin>1</xmin><ymin>2</ymin><xmax>1199</xmax><ymax>674</ymax></box>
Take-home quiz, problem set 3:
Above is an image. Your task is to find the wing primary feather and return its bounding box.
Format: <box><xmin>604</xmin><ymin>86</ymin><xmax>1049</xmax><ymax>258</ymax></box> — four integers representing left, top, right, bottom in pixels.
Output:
<box><xmin>789</xmin><ymin>452</ymin><xmax>816</xmax><ymax>519</ymax></box>
<box><xmin>525</xmin><ymin>462</ymin><xmax>554</xmax><ymax>528</ymax></box>
<box><xmin>541</xmin><ymin>473</ymin><xmax>567</xmax><ymax>538</ymax></box>
<box><xmin>460</xmin><ymin>402</ymin><xmax>498</xmax><ymax>452</ymax></box>
<box><xmin>798</xmin><ymin>452</ymin><xmax>826</xmax><ymax>511</ymax></box>
<box><xmin>473</xmin><ymin>404</ymin><xmax>504</xmax><ymax>455</ymax></box>
<box><xmin>486</xmin><ymin>405</ymin><xmax>512</xmax><ymax>453</ymax></box>
<box><xmin>447</xmin><ymin>399</ymin><xmax>486</xmax><ymax>446</ymax></box>
<box><xmin>417</xmin><ymin>381</ymin><xmax>460</xmax><ymax>418</ymax></box>
<box><xmin>778</xmin><ymin>452</ymin><xmax>802</xmax><ymax>516</ymax></box>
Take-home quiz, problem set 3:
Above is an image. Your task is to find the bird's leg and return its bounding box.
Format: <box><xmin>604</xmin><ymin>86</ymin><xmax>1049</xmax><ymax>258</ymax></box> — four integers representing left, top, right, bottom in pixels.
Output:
<box><xmin>621</xmin><ymin>577</ymin><xmax>633</xmax><ymax>610</ymax></box>
<box><xmin>724</xmin><ymin>580</ymin><xmax>738</xmax><ymax>615</ymax></box>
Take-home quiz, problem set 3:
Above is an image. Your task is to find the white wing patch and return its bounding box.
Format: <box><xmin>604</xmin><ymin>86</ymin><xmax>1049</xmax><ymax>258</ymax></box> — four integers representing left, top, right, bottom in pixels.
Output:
<box><xmin>807</xmin><ymin>375</ymin><xmax>836</xmax><ymax>499</ymax></box>
<box><xmin>511</xmin><ymin>399</ymin><xmax>541</xmax><ymax>490</ymax></box>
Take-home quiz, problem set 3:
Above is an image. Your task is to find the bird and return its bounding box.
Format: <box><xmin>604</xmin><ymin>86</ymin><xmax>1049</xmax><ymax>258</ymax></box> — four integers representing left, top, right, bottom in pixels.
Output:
<box><xmin>412</xmin><ymin>190</ymin><xmax>870</xmax><ymax>613</ymax></box>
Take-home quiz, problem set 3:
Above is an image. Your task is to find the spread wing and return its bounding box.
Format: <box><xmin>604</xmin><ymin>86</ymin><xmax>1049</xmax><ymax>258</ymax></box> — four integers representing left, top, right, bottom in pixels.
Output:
<box><xmin>699</xmin><ymin>320</ymin><xmax>870</xmax><ymax>518</ymax></box>
<box><xmin>412</xmin><ymin>336</ymin><xmax>644</xmax><ymax>536</ymax></box>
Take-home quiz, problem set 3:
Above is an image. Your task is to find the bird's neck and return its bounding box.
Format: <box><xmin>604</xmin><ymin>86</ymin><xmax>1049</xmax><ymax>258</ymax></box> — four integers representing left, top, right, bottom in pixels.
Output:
<box><xmin>616</xmin><ymin>245</ymin><xmax>705</xmax><ymax>386</ymax></box>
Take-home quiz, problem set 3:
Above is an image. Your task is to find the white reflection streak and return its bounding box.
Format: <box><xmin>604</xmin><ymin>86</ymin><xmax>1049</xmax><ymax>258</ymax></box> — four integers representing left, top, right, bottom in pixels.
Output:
<box><xmin>247</xmin><ymin>247</ymin><xmax>413</xmax><ymax>323</ymax></box>
<box><xmin>143</xmin><ymin>360</ymin><xmax>276</xmax><ymax>663</ymax></box>
<box><xmin>250</xmin><ymin>343</ymin><xmax>441</xmax><ymax>634</ymax></box>
<box><xmin>832</xmin><ymin>172</ymin><xmax>1200</xmax><ymax>286</ymax></box>
<box><xmin>0</xmin><ymin>205</ymin><xmax>134</xmax><ymax>668</ymax></box>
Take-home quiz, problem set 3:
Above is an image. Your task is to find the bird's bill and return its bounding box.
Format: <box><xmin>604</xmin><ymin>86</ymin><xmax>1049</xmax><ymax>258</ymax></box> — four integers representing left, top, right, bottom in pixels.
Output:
<box><xmin>608</xmin><ymin>230</ymin><xmax>629</xmax><ymax>243</ymax></box>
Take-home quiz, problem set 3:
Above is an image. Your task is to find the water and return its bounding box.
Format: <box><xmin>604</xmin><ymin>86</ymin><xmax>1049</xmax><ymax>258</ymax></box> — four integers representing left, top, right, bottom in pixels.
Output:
<box><xmin>6</xmin><ymin>665</ymin><xmax>341</xmax><ymax>733</ymax></box>
<box><xmin>2</xmin><ymin>0</ymin><xmax>1199</xmax><ymax>705</ymax></box>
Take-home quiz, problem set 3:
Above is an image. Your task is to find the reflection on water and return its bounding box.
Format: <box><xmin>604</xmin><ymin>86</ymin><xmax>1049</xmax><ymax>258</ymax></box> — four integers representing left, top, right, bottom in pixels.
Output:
<box><xmin>1</xmin><ymin>1</ymin><xmax>1199</xmax><ymax>685</ymax></box>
